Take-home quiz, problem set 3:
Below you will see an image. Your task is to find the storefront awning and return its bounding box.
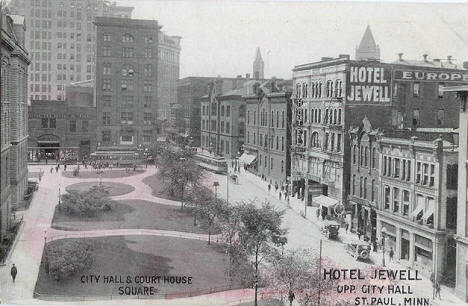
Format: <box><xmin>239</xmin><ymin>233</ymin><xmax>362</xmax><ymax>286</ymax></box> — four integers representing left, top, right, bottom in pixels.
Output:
<box><xmin>239</xmin><ymin>153</ymin><xmax>257</xmax><ymax>165</ymax></box>
<box><xmin>411</xmin><ymin>205</ymin><xmax>424</xmax><ymax>218</ymax></box>
<box><xmin>422</xmin><ymin>207</ymin><xmax>434</xmax><ymax>221</ymax></box>
<box><xmin>313</xmin><ymin>195</ymin><xmax>339</xmax><ymax>208</ymax></box>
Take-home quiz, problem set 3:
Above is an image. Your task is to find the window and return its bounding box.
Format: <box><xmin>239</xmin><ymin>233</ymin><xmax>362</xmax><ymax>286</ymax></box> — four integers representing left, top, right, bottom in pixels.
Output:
<box><xmin>282</xmin><ymin>111</ymin><xmax>285</xmax><ymax>128</ymax></box>
<box><xmin>412</xmin><ymin>109</ymin><xmax>420</xmax><ymax>127</ymax></box>
<box><xmin>226</xmin><ymin>106</ymin><xmax>231</xmax><ymax>117</ymax></box>
<box><xmin>123</xmin><ymin>47</ymin><xmax>134</xmax><ymax>58</ymax></box>
<box><xmin>416</xmin><ymin>162</ymin><xmax>421</xmax><ymax>183</ymax></box>
<box><xmin>281</xmin><ymin>160</ymin><xmax>284</xmax><ymax>173</ymax></box>
<box><xmin>102</xmin><ymin>112</ymin><xmax>111</xmax><ymax>125</ymax></box>
<box><xmin>121</xmin><ymin>112</ymin><xmax>134</xmax><ymax>124</ymax></box>
<box><xmin>103</xmin><ymin>79</ymin><xmax>111</xmax><ymax>91</ymax></box>
<box><xmin>82</xmin><ymin>120</ymin><xmax>88</xmax><ymax>132</ymax></box>
<box><xmin>144</xmin><ymin>112</ymin><xmax>152</xmax><ymax>124</ymax></box>
<box><xmin>436</xmin><ymin>110</ymin><xmax>444</xmax><ymax>126</ymax></box>
<box><xmin>145</xmin><ymin>37</ymin><xmax>153</xmax><ymax>44</ymax></box>
<box><xmin>102</xmin><ymin>131</ymin><xmax>111</xmax><ymax>142</ymax></box>
<box><xmin>144</xmin><ymin>64</ymin><xmax>153</xmax><ymax>77</ymax></box>
<box><xmin>144</xmin><ymin>81</ymin><xmax>152</xmax><ymax>92</ymax></box>
<box><xmin>282</xmin><ymin>136</ymin><xmax>284</xmax><ymax>151</ymax></box>
<box><xmin>226</xmin><ymin>122</ymin><xmax>230</xmax><ymax>133</ymax></box>
<box><xmin>371</xmin><ymin>179</ymin><xmax>376</xmax><ymax>201</ymax></box>
<box><xmin>403</xmin><ymin>190</ymin><xmax>410</xmax><ymax>216</ymax></box>
<box><xmin>393</xmin><ymin>188</ymin><xmax>400</xmax><ymax>213</ymax></box>
<box><xmin>438</xmin><ymin>84</ymin><xmax>444</xmax><ymax>98</ymax></box>
<box><xmin>41</xmin><ymin>118</ymin><xmax>48</xmax><ymax>128</ymax></box>
<box><xmin>413</xmin><ymin>82</ymin><xmax>420</xmax><ymax>97</ymax></box>
<box><xmin>422</xmin><ymin>163</ymin><xmax>429</xmax><ymax>185</ymax></box>
<box><xmin>103</xmin><ymin>63</ymin><xmax>111</xmax><ymax>75</ymax></box>
<box><xmin>394</xmin><ymin>158</ymin><xmax>400</xmax><ymax>178</ymax></box>
<box><xmin>69</xmin><ymin>120</ymin><xmax>76</xmax><ymax>132</ymax></box>
<box><xmin>429</xmin><ymin>164</ymin><xmax>435</xmax><ymax>187</ymax></box>
<box><xmin>122</xmin><ymin>33</ymin><xmax>134</xmax><ymax>42</ymax></box>
<box><xmin>121</xmin><ymin>79</ymin><xmax>134</xmax><ymax>91</ymax></box>
<box><xmin>103</xmin><ymin>46</ymin><xmax>111</xmax><ymax>57</ymax></box>
<box><xmin>144</xmin><ymin>48</ymin><xmax>152</xmax><ymax>58</ymax></box>
<box><xmin>384</xmin><ymin>186</ymin><xmax>390</xmax><ymax>210</ymax></box>
<box><xmin>363</xmin><ymin>177</ymin><xmax>367</xmax><ymax>199</ymax></box>
<box><xmin>102</xmin><ymin>95</ymin><xmax>111</xmax><ymax>107</ymax></box>
<box><xmin>144</xmin><ymin>96</ymin><xmax>152</xmax><ymax>108</ymax></box>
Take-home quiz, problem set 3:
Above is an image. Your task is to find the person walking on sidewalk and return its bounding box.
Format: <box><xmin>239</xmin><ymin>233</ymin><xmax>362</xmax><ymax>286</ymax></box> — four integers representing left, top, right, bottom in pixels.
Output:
<box><xmin>10</xmin><ymin>264</ymin><xmax>17</xmax><ymax>282</ymax></box>
<box><xmin>389</xmin><ymin>247</ymin><xmax>394</xmax><ymax>262</ymax></box>
<box><xmin>435</xmin><ymin>281</ymin><xmax>441</xmax><ymax>300</ymax></box>
<box><xmin>279</xmin><ymin>191</ymin><xmax>282</xmax><ymax>200</ymax></box>
<box><xmin>268</xmin><ymin>183</ymin><xmax>271</xmax><ymax>192</ymax></box>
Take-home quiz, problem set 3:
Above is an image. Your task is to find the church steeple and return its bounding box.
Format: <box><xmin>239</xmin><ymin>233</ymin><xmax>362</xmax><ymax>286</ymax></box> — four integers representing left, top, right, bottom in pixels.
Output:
<box><xmin>355</xmin><ymin>25</ymin><xmax>380</xmax><ymax>61</ymax></box>
<box><xmin>253</xmin><ymin>47</ymin><xmax>264</xmax><ymax>79</ymax></box>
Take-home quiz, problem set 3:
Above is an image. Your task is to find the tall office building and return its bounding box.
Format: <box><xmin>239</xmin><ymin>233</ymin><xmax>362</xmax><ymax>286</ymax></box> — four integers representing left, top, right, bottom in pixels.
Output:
<box><xmin>94</xmin><ymin>17</ymin><xmax>159</xmax><ymax>147</ymax></box>
<box><xmin>157</xmin><ymin>32</ymin><xmax>181</xmax><ymax>121</ymax></box>
<box><xmin>8</xmin><ymin>0</ymin><xmax>133</xmax><ymax>102</ymax></box>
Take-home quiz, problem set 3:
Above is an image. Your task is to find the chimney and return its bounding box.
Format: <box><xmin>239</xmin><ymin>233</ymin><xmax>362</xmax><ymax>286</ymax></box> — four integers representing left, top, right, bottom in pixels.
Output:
<box><xmin>447</xmin><ymin>55</ymin><xmax>453</xmax><ymax>64</ymax></box>
<box><xmin>246</xmin><ymin>73</ymin><xmax>250</xmax><ymax>79</ymax></box>
<box><xmin>339</xmin><ymin>54</ymin><xmax>350</xmax><ymax>60</ymax></box>
<box><xmin>423</xmin><ymin>54</ymin><xmax>428</xmax><ymax>62</ymax></box>
<box><xmin>463</xmin><ymin>61</ymin><xmax>468</xmax><ymax>70</ymax></box>
<box><xmin>398</xmin><ymin>53</ymin><xmax>404</xmax><ymax>61</ymax></box>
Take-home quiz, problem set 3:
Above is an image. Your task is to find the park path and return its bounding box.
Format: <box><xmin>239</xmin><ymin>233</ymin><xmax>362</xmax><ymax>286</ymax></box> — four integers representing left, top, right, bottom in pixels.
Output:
<box><xmin>0</xmin><ymin>165</ymin><xmax>227</xmax><ymax>305</ymax></box>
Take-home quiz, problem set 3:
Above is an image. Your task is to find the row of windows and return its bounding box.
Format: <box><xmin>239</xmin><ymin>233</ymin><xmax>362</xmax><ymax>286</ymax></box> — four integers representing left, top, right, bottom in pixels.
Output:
<box><xmin>201</xmin><ymin>104</ymin><xmax>232</xmax><ymax>117</ymax></box>
<box><xmin>101</xmin><ymin>112</ymin><xmax>154</xmax><ymax>125</ymax></box>
<box><xmin>103</xmin><ymin>33</ymin><xmax>153</xmax><ymax>44</ymax></box>
<box><xmin>102</xmin><ymin>46</ymin><xmax>153</xmax><ymax>58</ymax></box>
<box><xmin>258</xmin><ymin>155</ymin><xmax>285</xmax><ymax>173</ymax></box>
<box><xmin>201</xmin><ymin>136</ymin><xmax>231</xmax><ymax>155</ymax></box>
<box><xmin>295</xmin><ymin>79</ymin><xmax>343</xmax><ymax>99</ymax></box>
<box><xmin>102</xmin><ymin>79</ymin><xmax>153</xmax><ymax>92</ymax></box>
<box><xmin>247</xmin><ymin>132</ymin><xmax>285</xmax><ymax>152</ymax></box>
<box><xmin>101</xmin><ymin>64</ymin><xmax>153</xmax><ymax>77</ymax></box>
<box><xmin>352</xmin><ymin>176</ymin><xmax>378</xmax><ymax>202</ymax></box>
<box><xmin>352</xmin><ymin>145</ymin><xmax>378</xmax><ymax>169</ymax></box>
<box><xmin>382</xmin><ymin>157</ymin><xmax>411</xmax><ymax>181</ymax></box>
<box><xmin>101</xmin><ymin>96</ymin><xmax>154</xmax><ymax>108</ymax></box>
<box><xmin>101</xmin><ymin>130</ymin><xmax>153</xmax><ymax>143</ymax></box>
<box><xmin>295</xmin><ymin>130</ymin><xmax>342</xmax><ymax>153</ymax></box>
<box><xmin>383</xmin><ymin>186</ymin><xmax>411</xmax><ymax>217</ymax></box>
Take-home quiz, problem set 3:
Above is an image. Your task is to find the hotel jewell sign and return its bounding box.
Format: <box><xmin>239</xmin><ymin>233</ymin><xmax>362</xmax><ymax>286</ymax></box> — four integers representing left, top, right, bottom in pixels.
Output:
<box><xmin>346</xmin><ymin>64</ymin><xmax>391</xmax><ymax>104</ymax></box>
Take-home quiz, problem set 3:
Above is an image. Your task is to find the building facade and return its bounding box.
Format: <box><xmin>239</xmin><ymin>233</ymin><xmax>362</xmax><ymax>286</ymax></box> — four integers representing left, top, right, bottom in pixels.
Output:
<box><xmin>376</xmin><ymin>136</ymin><xmax>457</xmax><ymax>281</ymax></box>
<box><xmin>243</xmin><ymin>80</ymin><xmax>292</xmax><ymax>186</ymax></box>
<box><xmin>1</xmin><ymin>13</ymin><xmax>30</xmax><ymax>247</ymax></box>
<box><xmin>94</xmin><ymin>17</ymin><xmax>159</xmax><ymax>148</ymax></box>
<box><xmin>8</xmin><ymin>0</ymin><xmax>133</xmax><ymax>102</ymax></box>
<box><xmin>157</xmin><ymin>32</ymin><xmax>181</xmax><ymax>122</ymax></box>
<box><xmin>443</xmin><ymin>85</ymin><xmax>468</xmax><ymax>301</ymax></box>
<box><xmin>291</xmin><ymin>52</ymin><xmax>466</xmax><ymax>210</ymax></box>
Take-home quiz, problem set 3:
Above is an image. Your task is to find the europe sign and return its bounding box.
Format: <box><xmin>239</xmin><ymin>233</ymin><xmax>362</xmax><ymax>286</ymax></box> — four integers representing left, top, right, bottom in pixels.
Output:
<box><xmin>394</xmin><ymin>70</ymin><xmax>468</xmax><ymax>82</ymax></box>
<box><xmin>347</xmin><ymin>64</ymin><xmax>391</xmax><ymax>104</ymax></box>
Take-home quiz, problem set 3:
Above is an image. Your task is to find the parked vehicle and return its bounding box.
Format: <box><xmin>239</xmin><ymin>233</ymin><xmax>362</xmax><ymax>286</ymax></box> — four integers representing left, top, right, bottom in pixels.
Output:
<box><xmin>346</xmin><ymin>241</ymin><xmax>371</xmax><ymax>261</ymax></box>
<box><xmin>320</xmin><ymin>220</ymin><xmax>340</xmax><ymax>240</ymax></box>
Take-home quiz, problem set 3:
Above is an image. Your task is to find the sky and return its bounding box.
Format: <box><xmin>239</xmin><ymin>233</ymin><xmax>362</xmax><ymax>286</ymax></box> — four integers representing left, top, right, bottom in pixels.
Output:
<box><xmin>115</xmin><ymin>0</ymin><xmax>468</xmax><ymax>79</ymax></box>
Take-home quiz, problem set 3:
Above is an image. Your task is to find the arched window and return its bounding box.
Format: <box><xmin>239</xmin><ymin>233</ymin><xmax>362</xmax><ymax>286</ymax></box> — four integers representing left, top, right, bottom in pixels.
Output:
<box><xmin>311</xmin><ymin>132</ymin><xmax>320</xmax><ymax>148</ymax></box>
<box><xmin>122</xmin><ymin>33</ymin><xmax>134</xmax><ymax>42</ymax></box>
<box><xmin>360</xmin><ymin>146</ymin><xmax>364</xmax><ymax>166</ymax></box>
<box><xmin>302</xmin><ymin>83</ymin><xmax>307</xmax><ymax>98</ymax></box>
<box><xmin>338</xmin><ymin>109</ymin><xmax>342</xmax><ymax>125</ymax></box>
<box><xmin>365</xmin><ymin>147</ymin><xmax>369</xmax><ymax>167</ymax></box>
<box><xmin>364</xmin><ymin>177</ymin><xmax>368</xmax><ymax>199</ymax></box>
<box><xmin>372</xmin><ymin>147</ymin><xmax>376</xmax><ymax>168</ymax></box>
<box><xmin>359</xmin><ymin>177</ymin><xmax>363</xmax><ymax>198</ymax></box>
<box><xmin>318</xmin><ymin>82</ymin><xmax>322</xmax><ymax>97</ymax></box>
<box><xmin>352</xmin><ymin>175</ymin><xmax>356</xmax><ymax>195</ymax></box>
<box><xmin>311</xmin><ymin>82</ymin><xmax>315</xmax><ymax>98</ymax></box>
<box><xmin>353</xmin><ymin>145</ymin><xmax>357</xmax><ymax>164</ymax></box>
<box><xmin>333</xmin><ymin>109</ymin><xmax>337</xmax><ymax>124</ymax></box>
<box><xmin>371</xmin><ymin>179</ymin><xmax>375</xmax><ymax>201</ymax></box>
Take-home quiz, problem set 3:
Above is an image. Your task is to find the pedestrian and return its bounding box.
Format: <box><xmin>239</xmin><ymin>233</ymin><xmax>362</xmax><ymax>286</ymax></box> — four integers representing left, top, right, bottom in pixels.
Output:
<box><xmin>10</xmin><ymin>264</ymin><xmax>17</xmax><ymax>282</ymax></box>
<box><xmin>64</xmin><ymin>164</ymin><xmax>67</xmax><ymax>171</ymax></box>
<box><xmin>345</xmin><ymin>223</ymin><xmax>349</xmax><ymax>233</ymax></box>
<box><xmin>435</xmin><ymin>281</ymin><xmax>441</xmax><ymax>300</ymax></box>
<box><xmin>357</xmin><ymin>230</ymin><xmax>362</xmax><ymax>240</ymax></box>
<box><xmin>268</xmin><ymin>183</ymin><xmax>271</xmax><ymax>192</ymax></box>
<box><xmin>288</xmin><ymin>291</ymin><xmax>295</xmax><ymax>306</ymax></box>
<box><xmin>50</xmin><ymin>167</ymin><xmax>53</xmax><ymax>174</ymax></box>
<box><xmin>45</xmin><ymin>157</ymin><xmax>48</xmax><ymax>165</ymax></box>
<box><xmin>55</xmin><ymin>166</ymin><xmax>58</xmax><ymax>173</ymax></box>
<box><xmin>389</xmin><ymin>247</ymin><xmax>394</xmax><ymax>262</ymax></box>
<box><xmin>275</xmin><ymin>183</ymin><xmax>278</xmax><ymax>191</ymax></box>
<box><xmin>279</xmin><ymin>192</ymin><xmax>282</xmax><ymax>200</ymax></box>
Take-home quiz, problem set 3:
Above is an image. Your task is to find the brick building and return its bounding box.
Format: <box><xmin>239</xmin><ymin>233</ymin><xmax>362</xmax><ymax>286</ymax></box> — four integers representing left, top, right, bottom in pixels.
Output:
<box><xmin>8</xmin><ymin>0</ymin><xmax>133</xmax><ymax>102</ymax></box>
<box><xmin>291</xmin><ymin>26</ymin><xmax>466</xmax><ymax>212</ymax></box>
<box><xmin>1</xmin><ymin>13</ymin><xmax>30</xmax><ymax>249</ymax></box>
<box><xmin>375</xmin><ymin>135</ymin><xmax>457</xmax><ymax>281</ymax></box>
<box><xmin>94</xmin><ymin>17</ymin><xmax>159</xmax><ymax>147</ymax></box>
<box><xmin>28</xmin><ymin>99</ymin><xmax>97</xmax><ymax>161</ymax></box>
<box><xmin>243</xmin><ymin>79</ymin><xmax>292</xmax><ymax>186</ymax></box>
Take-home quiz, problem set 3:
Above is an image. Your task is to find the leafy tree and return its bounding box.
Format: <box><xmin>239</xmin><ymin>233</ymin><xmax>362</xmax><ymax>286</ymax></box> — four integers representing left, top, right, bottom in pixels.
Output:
<box><xmin>218</xmin><ymin>202</ymin><xmax>244</xmax><ymax>247</ymax></box>
<box><xmin>186</xmin><ymin>185</ymin><xmax>214</xmax><ymax>226</ymax></box>
<box><xmin>237</xmin><ymin>201</ymin><xmax>287</xmax><ymax>306</ymax></box>
<box><xmin>59</xmin><ymin>184</ymin><xmax>113</xmax><ymax>217</ymax></box>
<box><xmin>45</xmin><ymin>240</ymin><xmax>92</xmax><ymax>280</ymax></box>
<box><xmin>197</xmin><ymin>196</ymin><xmax>226</xmax><ymax>245</ymax></box>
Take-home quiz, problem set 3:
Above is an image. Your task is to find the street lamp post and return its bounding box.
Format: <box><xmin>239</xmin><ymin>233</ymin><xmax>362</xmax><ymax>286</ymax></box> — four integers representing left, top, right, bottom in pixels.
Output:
<box><xmin>381</xmin><ymin>227</ymin><xmax>387</xmax><ymax>267</ymax></box>
<box><xmin>213</xmin><ymin>181</ymin><xmax>219</xmax><ymax>200</ymax></box>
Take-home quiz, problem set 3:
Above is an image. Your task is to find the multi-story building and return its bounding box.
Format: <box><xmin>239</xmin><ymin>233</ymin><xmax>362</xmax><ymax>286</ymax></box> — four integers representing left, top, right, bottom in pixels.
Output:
<box><xmin>157</xmin><ymin>32</ymin><xmax>181</xmax><ymax>122</ymax></box>
<box><xmin>200</xmin><ymin>80</ymin><xmax>252</xmax><ymax>159</ymax></box>
<box><xmin>243</xmin><ymin>79</ymin><xmax>292</xmax><ymax>186</ymax></box>
<box><xmin>177</xmin><ymin>76</ymin><xmax>254</xmax><ymax>146</ymax></box>
<box><xmin>1</xmin><ymin>13</ymin><xmax>30</xmax><ymax>250</ymax></box>
<box><xmin>94</xmin><ymin>17</ymin><xmax>159</xmax><ymax>148</ymax></box>
<box><xmin>8</xmin><ymin>0</ymin><xmax>133</xmax><ymax>102</ymax></box>
<box><xmin>375</xmin><ymin>135</ymin><xmax>457</xmax><ymax>281</ymax></box>
<box><xmin>443</xmin><ymin>85</ymin><xmax>468</xmax><ymax>301</ymax></box>
<box><xmin>28</xmin><ymin>86</ymin><xmax>97</xmax><ymax>161</ymax></box>
<box><xmin>291</xmin><ymin>26</ymin><xmax>466</xmax><ymax>210</ymax></box>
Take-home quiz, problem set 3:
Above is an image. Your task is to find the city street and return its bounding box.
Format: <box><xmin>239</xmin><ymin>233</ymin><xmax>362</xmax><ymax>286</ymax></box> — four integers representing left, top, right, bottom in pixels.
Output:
<box><xmin>206</xmin><ymin>166</ymin><xmax>464</xmax><ymax>306</ymax></box>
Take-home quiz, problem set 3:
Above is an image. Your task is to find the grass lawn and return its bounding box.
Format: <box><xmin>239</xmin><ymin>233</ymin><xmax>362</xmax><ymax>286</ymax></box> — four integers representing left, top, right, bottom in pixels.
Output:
<box><xmin>142</xmin><ymin>173</ymin><xmax>181</xmax><ymax>201</ymax></box>
<box><xmin>35</xmin><ymin>236</ymin><xmax>240</xmax><ymax>299</ymax></box>
<box><xmin>62</xmin><ymin>169</ymin><xmax>145</xmax><ymax>179</ymax></box>
<box><xmin>65</xmin><ymin>182</ymin><xmax>134</xmax><ymax>196</ymax></box>
<box><xmin>51</xmin><ymin>199</ymin><xmax>220</xmax><ymax>235</ymax></box>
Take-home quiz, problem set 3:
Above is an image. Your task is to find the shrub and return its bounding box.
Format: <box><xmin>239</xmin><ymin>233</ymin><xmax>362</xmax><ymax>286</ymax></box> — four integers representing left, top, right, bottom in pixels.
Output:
<box><xmin>60</xmin><ymin>184</ymin><xmax>114</xmax><ymax>217</ymax></box>
<box><xmin>45</xmin><ymin>240</ymin><xmax>92</xmax><ymax>281</ymax></box>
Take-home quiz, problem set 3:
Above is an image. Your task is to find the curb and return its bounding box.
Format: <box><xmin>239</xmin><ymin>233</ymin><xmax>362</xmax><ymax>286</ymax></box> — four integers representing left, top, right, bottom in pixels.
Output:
<box><xmin>0</xmin><ymin>219</ymin><xmax>26</xmax><ymax>266</ymax></box>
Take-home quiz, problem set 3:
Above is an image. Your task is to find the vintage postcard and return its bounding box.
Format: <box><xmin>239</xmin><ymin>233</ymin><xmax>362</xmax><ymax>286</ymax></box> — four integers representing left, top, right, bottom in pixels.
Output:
<box><xmin>1</xmin><ymin>0</ymin><xmax>468</xmax><ymax>305</ymax></box>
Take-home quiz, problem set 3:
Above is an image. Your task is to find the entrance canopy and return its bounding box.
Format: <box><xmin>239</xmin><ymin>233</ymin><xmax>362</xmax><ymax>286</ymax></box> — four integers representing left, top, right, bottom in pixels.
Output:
<box><xmin>239</xmin><ymin>152</ymin><xmax>257</xmax><ymax>165</ymax></box>
<box><xmin>313</xmin><ymin>195</ymin><xmax>338</xmax><ymax>208</ymax></box>
<box><xmin>422</xmin><ymin>207</ymin><xmax>434</xmax><ymax>221</ymax></box>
